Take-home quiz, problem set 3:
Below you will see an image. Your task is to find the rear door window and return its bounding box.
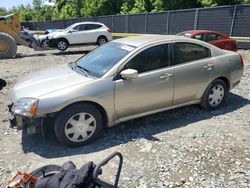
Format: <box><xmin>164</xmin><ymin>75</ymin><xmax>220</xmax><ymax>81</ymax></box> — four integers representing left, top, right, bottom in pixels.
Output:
<box><xmin>173</xmin><ymin>42</ymin><xmax>211</xmax><ymax>65</ymax></box>
<box><xmin>85</xmin><ymin>24</ymin><xmax>102</xmax><ymax>30</ymax></box>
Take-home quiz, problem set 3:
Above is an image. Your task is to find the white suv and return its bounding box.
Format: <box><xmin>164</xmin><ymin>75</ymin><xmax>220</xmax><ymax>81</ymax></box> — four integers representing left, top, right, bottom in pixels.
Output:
<box><xmin>46</xmin><ymin>22</ymin><xmax>113</xmax><ymax>51</ymax></box>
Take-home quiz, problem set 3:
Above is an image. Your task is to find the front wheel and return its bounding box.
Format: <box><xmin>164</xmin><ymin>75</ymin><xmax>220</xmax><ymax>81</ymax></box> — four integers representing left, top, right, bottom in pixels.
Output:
<box><xmin>201</xmin><ymin>79</ymin><xmax>227</xmax><ymax>110</ymax></box>
<box><xmin>54</xmin><ymin>104</ymin><xmax>103</xmax><ymax>147</ymax></box>
<box><xmin>56</xmin><ymin>39</ymin><xmax>68</xmax><ymax>51</ymax></box>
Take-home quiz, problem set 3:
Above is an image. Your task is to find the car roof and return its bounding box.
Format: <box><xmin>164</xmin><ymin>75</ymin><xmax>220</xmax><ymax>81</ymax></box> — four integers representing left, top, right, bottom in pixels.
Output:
<box><xmin>112</xmin><ymin>35</ymin><xmax>200</xmax><ymax>47</ymax></box>
<box><xmin>182</xmin><ymin>30</ymin><xmax>228</xmax><ymax>36</ymax></box>
<box><xmin>113</xmin><ymin>35</ymin><xmax>175</xmax><ymax>47</ymax></box>
<box><xmin>73</xmin><ymin>22</ymin><xmax>104</xmax><ymax>26</ymax></box>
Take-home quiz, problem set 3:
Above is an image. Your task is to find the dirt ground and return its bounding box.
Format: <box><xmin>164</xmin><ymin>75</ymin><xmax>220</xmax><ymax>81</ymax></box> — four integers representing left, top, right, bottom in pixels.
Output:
<box><xmin>0</xmin><ymin>46</ymin><xmax>250</xmax><ymax>187</ymax></box>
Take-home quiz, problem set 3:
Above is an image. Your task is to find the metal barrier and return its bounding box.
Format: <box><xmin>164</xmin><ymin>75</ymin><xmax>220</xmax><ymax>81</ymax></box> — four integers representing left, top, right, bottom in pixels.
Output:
<box><xmin>22</xmin><ymin>4</ymin><xmax>250</xmax><ymax>37</ymax></box>
<box><xmin>22</xmin><ymin>4</ymin><xmax>250</xmax><ymax>49</ymax></box>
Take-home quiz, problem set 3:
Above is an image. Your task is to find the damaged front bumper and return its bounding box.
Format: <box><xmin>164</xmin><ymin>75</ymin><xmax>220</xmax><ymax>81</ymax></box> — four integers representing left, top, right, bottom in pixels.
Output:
<box><xmin>8</xmin><ymin>104</ymin><xmax>43</xmax><ymax>135</ymax></box>
<box><xmin>8</xmin><ymin>104</ymin><xmax>23</xmax><ymax>129</ymax></box>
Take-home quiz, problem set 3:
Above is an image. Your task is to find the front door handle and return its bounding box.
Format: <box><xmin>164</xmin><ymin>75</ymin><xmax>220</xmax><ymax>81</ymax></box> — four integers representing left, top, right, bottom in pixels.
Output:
<box><xmin>204</xmin><ymin>63</ymin><xmax>215</xmax><ymax>70</ymax></box>
<box><xmin>160</xmin><ymin>73</ymin><xmax>173</xmax><ymax>79</ymax></box>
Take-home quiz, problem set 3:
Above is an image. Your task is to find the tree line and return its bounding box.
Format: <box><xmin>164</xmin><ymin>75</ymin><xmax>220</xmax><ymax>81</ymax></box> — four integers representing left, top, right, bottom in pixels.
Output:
<box><xmin>0</xmin><ymin>0</ymin><xmax>250</xmax><ymax>22</ymax></box>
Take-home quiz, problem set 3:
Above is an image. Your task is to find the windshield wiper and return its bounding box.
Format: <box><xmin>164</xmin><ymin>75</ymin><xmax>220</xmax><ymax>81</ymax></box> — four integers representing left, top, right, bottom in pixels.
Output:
<box><xmin>72</xmin><ymin>62</ymin><xmax>89</xmax><ymax>77</ymax></box>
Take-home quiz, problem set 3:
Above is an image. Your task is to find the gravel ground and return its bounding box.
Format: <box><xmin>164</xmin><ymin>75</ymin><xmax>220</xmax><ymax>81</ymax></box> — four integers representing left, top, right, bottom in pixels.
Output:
<box><xmin>0</xmin><ymin>46</ymin><xmax>249</xmax><ymax>188</ymax></box>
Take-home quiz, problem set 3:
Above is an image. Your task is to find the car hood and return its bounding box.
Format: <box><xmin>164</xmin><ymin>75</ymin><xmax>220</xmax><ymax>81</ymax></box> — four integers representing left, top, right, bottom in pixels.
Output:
<box><xmin>10</xmin><ymin>64</ymin><xmax>93</xmax><ymax>102</ymax></box>
<box><xmin>47</xmin><ymin>31</ymin><xmax>66</xmax><ymax>38</ymax></box>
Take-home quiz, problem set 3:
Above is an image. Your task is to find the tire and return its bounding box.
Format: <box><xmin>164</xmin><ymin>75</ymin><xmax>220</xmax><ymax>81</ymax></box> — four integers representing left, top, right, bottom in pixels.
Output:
<box><xmin>0</xmin><ymin>32</ymin><xmax>17</xmax><ymax>59</ymax></box>
<box><xmin>54</xmin><ymin>103</ymin><xmax>103</xmax><ymax>147</ymax></box>
<box><xmin>56</xmin><ymin>39</ymin><xmax>68</xmax><ymax>51</ymax></box>
<box><xmin>97</xmin><ymin>36</ymin><xmax>107</xmax><ymax>46</ymax></box>
<box><xmin>201</xmin><ymin>79</ymin><xmax>227</xmax><ymax>110</ymax></box>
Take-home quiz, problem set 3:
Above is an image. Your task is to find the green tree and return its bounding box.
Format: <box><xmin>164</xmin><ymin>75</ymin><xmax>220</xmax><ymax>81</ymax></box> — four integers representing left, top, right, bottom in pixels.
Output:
<box><xmin>130</xmin><ymin>0</ymin><xmax>146</xmax><ymax>14</ymax></box>
<box><xmin>199</xmin><ymin>0</ymin><xmax>242</xmax><ymax>6</ymax></box>
<box><xmin>0</xmin><ymin>8</ymin><xmax>8</xmax><ymax>16</ymax></box>
<box><xmin>2</xmin><ymin>0</ymin><xmax>249</xmax><ymax>21</ymax></box>
<box><xmin>56</xmin><ymin>0</ymin><xmax>84</xmax><ymax>18</ymax></box>
<box><xmin>33</xmin><ymin>0</ymin><xmax>42</xmax><ymax>9</ymax></box>
<box><xmin>20</xmin><ymin>5</ymin><xmax>33</xmax><ymax>21</ymax></box>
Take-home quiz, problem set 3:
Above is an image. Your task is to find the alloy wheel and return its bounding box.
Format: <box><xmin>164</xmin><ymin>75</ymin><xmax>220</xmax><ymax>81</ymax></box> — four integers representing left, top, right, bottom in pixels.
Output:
<box><xmin>58</xmin><ymin>41</ymin><xmax>67</xmax><ymax>50</ymax></box>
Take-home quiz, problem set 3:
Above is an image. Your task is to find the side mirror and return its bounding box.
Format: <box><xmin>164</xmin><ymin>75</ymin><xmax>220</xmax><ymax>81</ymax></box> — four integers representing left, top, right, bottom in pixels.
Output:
<box><xmin>69</xmin><ymin>29</ymin><xmax>77</xmax><ymax>33</ymax></box>
<box><xmin>120</xmin><ymin>69</ymin><xmax>138</xmax><ymax>80</ymax></box>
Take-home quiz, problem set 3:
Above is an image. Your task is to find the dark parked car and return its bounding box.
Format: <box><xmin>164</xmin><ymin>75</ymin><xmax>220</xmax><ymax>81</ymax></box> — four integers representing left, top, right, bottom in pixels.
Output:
<box><xmin>177</xmin><ymin>30</ymin><xmax>237</xmax><ymax>51</ymax></box>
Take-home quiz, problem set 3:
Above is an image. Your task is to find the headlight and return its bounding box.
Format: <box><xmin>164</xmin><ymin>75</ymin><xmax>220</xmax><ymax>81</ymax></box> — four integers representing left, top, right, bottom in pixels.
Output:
<box><xmin>12</xmin><ymin>98</ymin><xmax>39</xmax><ymax>117</ymax></box>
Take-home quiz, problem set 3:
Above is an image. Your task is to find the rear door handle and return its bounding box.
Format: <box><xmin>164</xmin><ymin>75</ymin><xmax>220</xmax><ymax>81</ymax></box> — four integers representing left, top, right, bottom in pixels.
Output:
<box><xmin>160</xmin><ymin>73</ymin><xmax>173</xmax><ymax>79</ymax></box>
<box><xmin>204</xmin><ymin>63</ymin><xmax>215</xmax><ymax>70</ymax></box>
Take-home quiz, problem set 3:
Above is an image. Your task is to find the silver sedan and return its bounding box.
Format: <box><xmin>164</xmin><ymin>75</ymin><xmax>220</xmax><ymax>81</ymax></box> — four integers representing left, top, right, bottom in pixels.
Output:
<box><xmin>9</xmin><ymin>35</ymin><xmax>244</xmax><ymax>146</ymax></box>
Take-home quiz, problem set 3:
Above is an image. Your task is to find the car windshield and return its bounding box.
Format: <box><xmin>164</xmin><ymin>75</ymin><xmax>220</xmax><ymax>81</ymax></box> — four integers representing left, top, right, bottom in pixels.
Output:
<box><xmin>75</xmin><ymin>42</ymin><xmax>135</xmax><ymax>77</ymax></box>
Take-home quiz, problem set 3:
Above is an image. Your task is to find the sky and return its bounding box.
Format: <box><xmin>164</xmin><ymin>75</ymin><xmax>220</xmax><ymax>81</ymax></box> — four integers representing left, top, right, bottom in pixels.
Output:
<box><xmin>0</xmin><ymin>0</ymin><xmax>33</xmax><ymax>9</ymax></box>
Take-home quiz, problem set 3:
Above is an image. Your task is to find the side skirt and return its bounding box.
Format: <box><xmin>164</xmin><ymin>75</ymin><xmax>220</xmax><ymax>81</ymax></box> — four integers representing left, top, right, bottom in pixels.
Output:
<box><xmin>108</xmin><ymin>99</ymin><xmax>201</xmax><ymax>127</ymax></box>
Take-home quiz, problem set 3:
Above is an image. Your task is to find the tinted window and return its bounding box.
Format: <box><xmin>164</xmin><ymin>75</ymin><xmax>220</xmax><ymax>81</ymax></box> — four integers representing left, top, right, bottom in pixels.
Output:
<box><xmin>173</xmin><ymin>42</ymin><xmax>210</xmax><ymax>65</ymax></box>
<box><xmin>193</xmin><ymin>34</ymin><xmax>205</xmax><ymax>41</ymax></box>
<box><xmin>125</xmin><ymin>44</ymin><xmax>169</xmax><ymax>73</ymax></box>
<box><xmin>206</xmin><ymin>34</ymin><xmax>222</xmax><ymax>41</ymax></box>
<box><xmin>85</xmin><ymin>24</ymin><xmax>102</xmax><ymax>30</ymax></box>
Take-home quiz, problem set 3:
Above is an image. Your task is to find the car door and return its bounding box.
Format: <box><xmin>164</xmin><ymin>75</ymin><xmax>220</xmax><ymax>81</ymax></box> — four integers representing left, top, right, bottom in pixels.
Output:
<box><xmin>114</xmin><ymin>44</ymin><xmax>175</xmax><ymax>121</ymax></box>
<box><xmin>67</xmin><ymin>24</ymin><xmax>86</xmax><ymax>44</ymax></box>
<box><xmin>172</xmin><ymin>42</ymin><xmax>214</xmax><ymax>105</ymax></box>
<box><xmin>83</xmin><ymin>24</ymin><xmax>102</xmax><ymax>43</ymax></box>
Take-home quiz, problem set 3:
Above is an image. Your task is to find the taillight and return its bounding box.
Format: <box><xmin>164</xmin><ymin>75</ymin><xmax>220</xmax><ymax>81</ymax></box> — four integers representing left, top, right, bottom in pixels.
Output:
<box><xmin>107</xmin><ymin>28</ymin><xmax>111</xmax><ymax>33</ymax></box>
<box><xmin>239</xmin><ymin>54</ymin><xmax>244</xmax><ymax>67</ymax></box>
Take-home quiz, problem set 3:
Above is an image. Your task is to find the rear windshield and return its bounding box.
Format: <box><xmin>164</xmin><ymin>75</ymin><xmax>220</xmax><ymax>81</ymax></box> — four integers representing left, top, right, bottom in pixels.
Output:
<box><xmin>176</xmin><ymin>32</ymin><xmax>192</xmax><ymax>37</ymax></box>
<box><xmin>75</xmin><ymin>42</ymin><xmax>135</xmax><ymax>77</ymax></box>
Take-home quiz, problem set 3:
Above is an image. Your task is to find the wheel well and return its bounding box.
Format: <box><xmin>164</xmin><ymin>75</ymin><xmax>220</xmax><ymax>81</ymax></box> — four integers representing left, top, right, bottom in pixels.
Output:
<box><xmin>58</xmin><ymin>101</ymin><xmax>108</xmax><ymax>127</ymax></box>
<box><xmin>97</xmin><ymin>35</ymin><xmax>107</xmax><ymax>41</ymax></box>
<box><xmin>215</xmin><ymin>77</ymin><xmax>230</xmax><ymax>91</ymax></box>
<box><xmin>57</xmin><ymin>38</ymin><xmax>69</xmax><ymax>45</ymax></box>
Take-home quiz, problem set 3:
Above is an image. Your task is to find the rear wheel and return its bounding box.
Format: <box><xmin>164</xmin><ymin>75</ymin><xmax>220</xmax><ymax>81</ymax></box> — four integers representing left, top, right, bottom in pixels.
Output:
<box><xmin>201</xmin><ymin>79</ymin><xmax>227</xmax><ymax>110</ymax></box>
<box><xmin>54</xmin><ymin>104</ymin><xmax>103</xmax><ymax>147</ymax></box>
<box><xmin>0</xmin><ymin>32</ymin><xmax>17</xmax><ymax>59</ymax></box>
<box><xmin>56</xmin><ymin>39</ymin><xmax>68</xmax><ymax>51</ymax></box>
<box><xmin>97</xmin><ymin>36</ymin><xmax>107</xmax><ymax>46</ymax></box>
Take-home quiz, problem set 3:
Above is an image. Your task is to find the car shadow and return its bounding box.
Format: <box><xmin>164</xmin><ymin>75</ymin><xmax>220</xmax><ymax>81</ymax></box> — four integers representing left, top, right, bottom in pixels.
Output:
<box><xmin>14</xmin><ymin>50</ymin><xmax>91</xmax><ymax>58</ymax></box>
<box><xmin>21</xmin><ymin>92</ymin><xmax>250</xmax><ymax>158</ymax></box>
<box><xmin>53</xmin><ymin>50</ymin><xmax>91</xmax><ymax>56</ymax></box>
<box><xmin>15</xmin><ymin>53</ymin><xmax>47</xmax><ymax>58</ymax></box>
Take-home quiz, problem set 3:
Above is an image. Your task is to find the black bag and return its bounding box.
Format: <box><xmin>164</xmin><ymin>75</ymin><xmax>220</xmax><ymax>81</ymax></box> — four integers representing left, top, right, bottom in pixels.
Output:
<box><xmin>35</xmin><ymin>161</ymin><xmax>95</xmax><ymax>188</ymax></box>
